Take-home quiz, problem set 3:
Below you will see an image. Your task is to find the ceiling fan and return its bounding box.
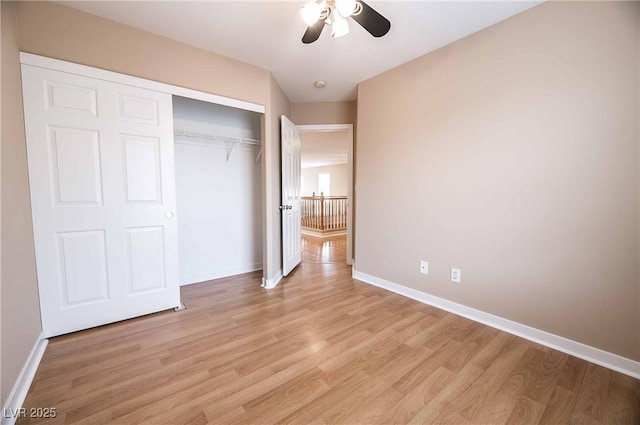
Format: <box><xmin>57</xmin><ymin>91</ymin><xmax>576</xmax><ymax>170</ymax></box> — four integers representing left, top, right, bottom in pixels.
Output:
<box><xmin>300</xmin><ymin>0</ymin><xmax>391</xmax><ymax>44</ymax></box>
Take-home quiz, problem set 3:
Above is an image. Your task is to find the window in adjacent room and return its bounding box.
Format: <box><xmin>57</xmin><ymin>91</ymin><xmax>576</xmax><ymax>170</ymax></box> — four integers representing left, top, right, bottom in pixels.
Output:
<box><xmin>318</xmin><ymin>173</ymin><xmax>330</xmax><ymax>196</ymax></box>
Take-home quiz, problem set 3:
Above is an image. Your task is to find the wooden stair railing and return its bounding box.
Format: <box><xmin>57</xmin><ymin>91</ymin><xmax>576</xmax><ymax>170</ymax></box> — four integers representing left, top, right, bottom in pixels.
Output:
<box><xmin>301</xmin><ymin>193</ymin><xmax>347</xmax><ymax>232</ymax></box>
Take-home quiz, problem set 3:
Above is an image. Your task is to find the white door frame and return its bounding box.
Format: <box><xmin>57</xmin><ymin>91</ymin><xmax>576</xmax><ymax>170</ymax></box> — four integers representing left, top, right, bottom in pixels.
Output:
<box><xmin>297</xmin><ymin>124</ymin><xmax>354</xmax><ymax>265</ymax></box>
<box><xmin>20</xmin><ymin>53</ymin><xmax>265</xmax><ymax>113</ymax></box>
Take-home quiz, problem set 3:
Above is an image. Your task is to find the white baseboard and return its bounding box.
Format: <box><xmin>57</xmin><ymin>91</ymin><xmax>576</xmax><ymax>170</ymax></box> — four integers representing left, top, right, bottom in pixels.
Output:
<box><xmin>1</xmin><ymin>333</ymin><xmax>48</xmax><ymax>425</ymax></box>
<box><xmin>180</xmin><ymin>263</ymin><xmax>263</xmax><ymax>286</ymax></box>
<box><xmin>352</xmin><ymin>270</ymin><xmax>640</xmax><ymax>379</ymax></box>
<box><xmin>261</xmin><ymin>270</ymin><xmax>283</xmax><ymax>289</ymax></box>
<box><xmin>301</xmin><ymin>229</ymin><xmax>347</xmax><ymax>238</ymax></box>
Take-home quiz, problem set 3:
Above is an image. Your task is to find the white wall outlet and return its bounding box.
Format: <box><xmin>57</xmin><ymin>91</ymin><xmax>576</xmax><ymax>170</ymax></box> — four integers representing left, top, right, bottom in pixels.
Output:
<box><xmin>420</xmin><ymin>261</ymin><xmax>429</xmax><ymax>275</ymax></box>
<box><xmin>451</xmin><ymin>268</ymin><xmax>461</xmax><ymax>283</ymax></box>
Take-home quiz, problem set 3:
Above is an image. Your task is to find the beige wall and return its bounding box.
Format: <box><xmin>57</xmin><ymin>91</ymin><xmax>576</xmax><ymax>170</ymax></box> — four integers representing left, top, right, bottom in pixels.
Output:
<box><xmin>356</xmin><ymin>1</ymin><xmax>640</xmax><ymax>361</ymax></box>
<box><xmin>1</xmin><ymin>1</ymin><xmax>43</xmax><ymax>405</ymax></box>
<box><xmin>17</xmin><ymin>2</ymin><xmax>269</xmax><ymax>105</ymax></box>
<box><xmin>291</xmin><ymin>101</ymin><xmax>356</xmax><ymax>126</ymax></box>
<box><xmin>302</xmin><ymin>164</ymin><xmax>349</xmax><ymax>197</ymax></box>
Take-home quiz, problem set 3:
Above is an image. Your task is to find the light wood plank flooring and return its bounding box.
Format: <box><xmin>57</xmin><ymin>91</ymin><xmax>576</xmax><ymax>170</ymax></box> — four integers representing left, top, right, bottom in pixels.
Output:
<box><xmin>302</xmin><ymin>234</ymin><xmax>347</xmax><ymax>264</ymax></box>
<box><xmin>18</xmin><ymin>240</ymin><xmax>640</xmax><ymax>424</ymax></box>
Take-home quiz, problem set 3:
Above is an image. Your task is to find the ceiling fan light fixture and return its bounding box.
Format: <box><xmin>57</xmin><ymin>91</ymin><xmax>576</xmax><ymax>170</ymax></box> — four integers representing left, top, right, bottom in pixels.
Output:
<box><xmin>335</xmin><ymin>0</ymin><xmax>357</xmax><ymax>18</ymax></box>
<box><xmin>300</xmin><ymin>0</ymin><xmax>389</xmax><ymax>44</ymax></box>
<box><xmin>300</xmin><ymin>0</ymin><xmax>323</xmax><ymax>26</ymax></box>
<box><xmin>331</xmin><ymin>12</ymin><xmax>350</xmax><ymax>38</ymax></box>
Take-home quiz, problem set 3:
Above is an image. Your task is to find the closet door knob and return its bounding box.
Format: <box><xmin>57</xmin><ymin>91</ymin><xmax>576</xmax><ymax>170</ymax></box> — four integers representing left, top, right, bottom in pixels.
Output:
<box><xmin>165</xmin><ymin>211</ymin><xmax>174</xmax><ymax>219</ymax></box>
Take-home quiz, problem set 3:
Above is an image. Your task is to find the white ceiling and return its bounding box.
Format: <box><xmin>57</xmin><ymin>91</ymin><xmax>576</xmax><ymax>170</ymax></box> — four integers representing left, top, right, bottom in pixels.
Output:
<box><xmin>59</xmin><ymin>1</ymin><xmax>541</xmax><ymax>103</ymax></box>
<box><xmin>301</xmin><ymin>130</ymin><xmax>349</xmax><ymax>168</ymax></box>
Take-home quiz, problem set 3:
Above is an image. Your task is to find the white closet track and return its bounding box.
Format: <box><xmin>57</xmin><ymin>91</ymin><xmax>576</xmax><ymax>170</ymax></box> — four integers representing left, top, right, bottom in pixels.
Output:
<box><xmin>173</xmin><ymin>128</ymin><xmax>262</xmax><ymax>163</ymax></box>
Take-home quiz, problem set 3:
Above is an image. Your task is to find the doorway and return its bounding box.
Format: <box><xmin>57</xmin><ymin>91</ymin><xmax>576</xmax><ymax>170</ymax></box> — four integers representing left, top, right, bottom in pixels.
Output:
<box><xmin>298</xmin><ymin>124</ymin><xmax>353</xmax><ymax>266</ymax></box>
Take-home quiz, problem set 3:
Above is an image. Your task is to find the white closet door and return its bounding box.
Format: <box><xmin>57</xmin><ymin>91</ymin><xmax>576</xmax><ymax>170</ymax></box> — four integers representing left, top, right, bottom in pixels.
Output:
<box><xmin>281</xmin><ymin>116</ymin><xmax>302</xmax><ymax>276</ymax></box>
<box><xmin>21</xmin><ymin>65</ymin><xmax>180</xmax><ymax>337</ymax></box>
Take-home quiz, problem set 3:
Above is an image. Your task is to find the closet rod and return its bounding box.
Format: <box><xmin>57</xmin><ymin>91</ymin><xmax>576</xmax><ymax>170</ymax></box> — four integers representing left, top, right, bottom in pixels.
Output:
<box><xmin>173</xmin><ymin>129</ymin><xmax>263</xmax><ymax>164</ymax></box>
<box><xmin>173</xmin><ymin>129</ymin><xmax>261</xmax><ymax>146</ymax></box>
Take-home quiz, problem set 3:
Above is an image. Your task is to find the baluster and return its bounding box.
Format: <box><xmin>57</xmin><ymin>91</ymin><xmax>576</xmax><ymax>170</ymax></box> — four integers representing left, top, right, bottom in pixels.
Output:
<box><xmin>320</xmin><ymin>193</ymin><xmax>325</xmax><ymax>230</ymax></box>
<box><xmin>333</xmin><ymin>199</ymin><xmax>336</xmax><ymax>229</ymax></box>
<box><xmin>326</xmin><ymin>198</ymin><xmax>328</xmax><ymax>230</ymax></box>
<box><xmin>342</xmin><ymin>198</ymin><xmax>345</xmax><ymax>228</ymax></box>
<box><xmin>316</xmin><ymin>197</ymin><xmax>320</xmax><ymax>229</ymax></box>
<box><xmin>303</xmin><ymin>199</ymin><xmax>307</xmax><ymax>228</ymax></box>
<box><xmin>331</xmin><ymin>199</ymin><xmax>335</xmax><ymax>229</ymax></box>
<box><xmin>326</xmin><ymin>198</ymin><xmax>329</xmax><ymax>230</ymax></box>
<box><xmin>344</xmin><ymin>198</ymin><xmax>346</xmax><ymax>228</ymax></box>
<box><xmin>332</xmin><ymin>199</ymin><xmax>334</xmax><ymax>230</ymax></box>
<box><xmin>329</xmin><ymin>199</ymin><xmax>335</xmax><ymax>230</ymax></box>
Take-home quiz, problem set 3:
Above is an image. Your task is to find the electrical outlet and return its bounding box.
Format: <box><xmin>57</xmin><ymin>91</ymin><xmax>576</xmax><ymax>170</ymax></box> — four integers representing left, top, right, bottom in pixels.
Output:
<box><xmin>420</xmin><ymin>261</ymin><xmax>428</xmax><ymax>275</ymax></box>
<box><xmin>451</xmin><ymin>268</ymin><xmax>461</xmax><ymax>283</ymax></box>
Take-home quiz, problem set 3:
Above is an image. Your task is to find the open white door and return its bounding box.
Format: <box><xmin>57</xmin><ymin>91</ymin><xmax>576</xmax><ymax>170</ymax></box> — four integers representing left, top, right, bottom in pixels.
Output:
<box><xmin>281</xmin><ymin>116</ymin><xmax>302</xmax><ymax>276</ymax></box>
<box><xmin>22</xmin><ymin>65</ymin><xmax>180</xmax><ymax>337</ymax></box>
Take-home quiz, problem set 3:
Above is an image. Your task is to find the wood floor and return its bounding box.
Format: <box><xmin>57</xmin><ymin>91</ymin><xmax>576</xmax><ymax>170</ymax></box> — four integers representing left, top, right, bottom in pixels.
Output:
<box><xmin>302</xmin><ymin>234</ymin><xmax>347</xmax><ymax>264</ymax></box>
<box><xmin>18</xmin><ymin>238</ymin><xmax>640</xmax><ymax>424</ymax></box>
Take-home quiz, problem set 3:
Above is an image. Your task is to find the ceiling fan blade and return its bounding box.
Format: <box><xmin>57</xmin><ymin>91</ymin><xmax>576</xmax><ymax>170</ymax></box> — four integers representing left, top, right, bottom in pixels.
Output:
<box><xmin>302</xmin><ymin>19</ymin><xmax>325</xmax><ymax>44</ymax></box>
<box><xmin>351</xmin><ymin>1</ymin><xmax>391</xmax><ymax>38</ymax></box>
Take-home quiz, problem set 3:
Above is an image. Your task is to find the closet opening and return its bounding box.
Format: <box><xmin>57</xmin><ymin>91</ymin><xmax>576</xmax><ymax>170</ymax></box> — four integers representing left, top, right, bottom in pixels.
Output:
<box><xmin>172</xmin><ymin>96</ymin><xmax>264</xmax><ymax>286</ymax></box>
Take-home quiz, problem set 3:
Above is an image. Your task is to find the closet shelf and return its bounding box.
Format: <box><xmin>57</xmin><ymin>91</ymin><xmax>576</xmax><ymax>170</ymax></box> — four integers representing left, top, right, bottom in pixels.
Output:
<box><xmin>173</xmin><ymin>129</ymin><xmax>262</xmax><ymax>163</ymax></box>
